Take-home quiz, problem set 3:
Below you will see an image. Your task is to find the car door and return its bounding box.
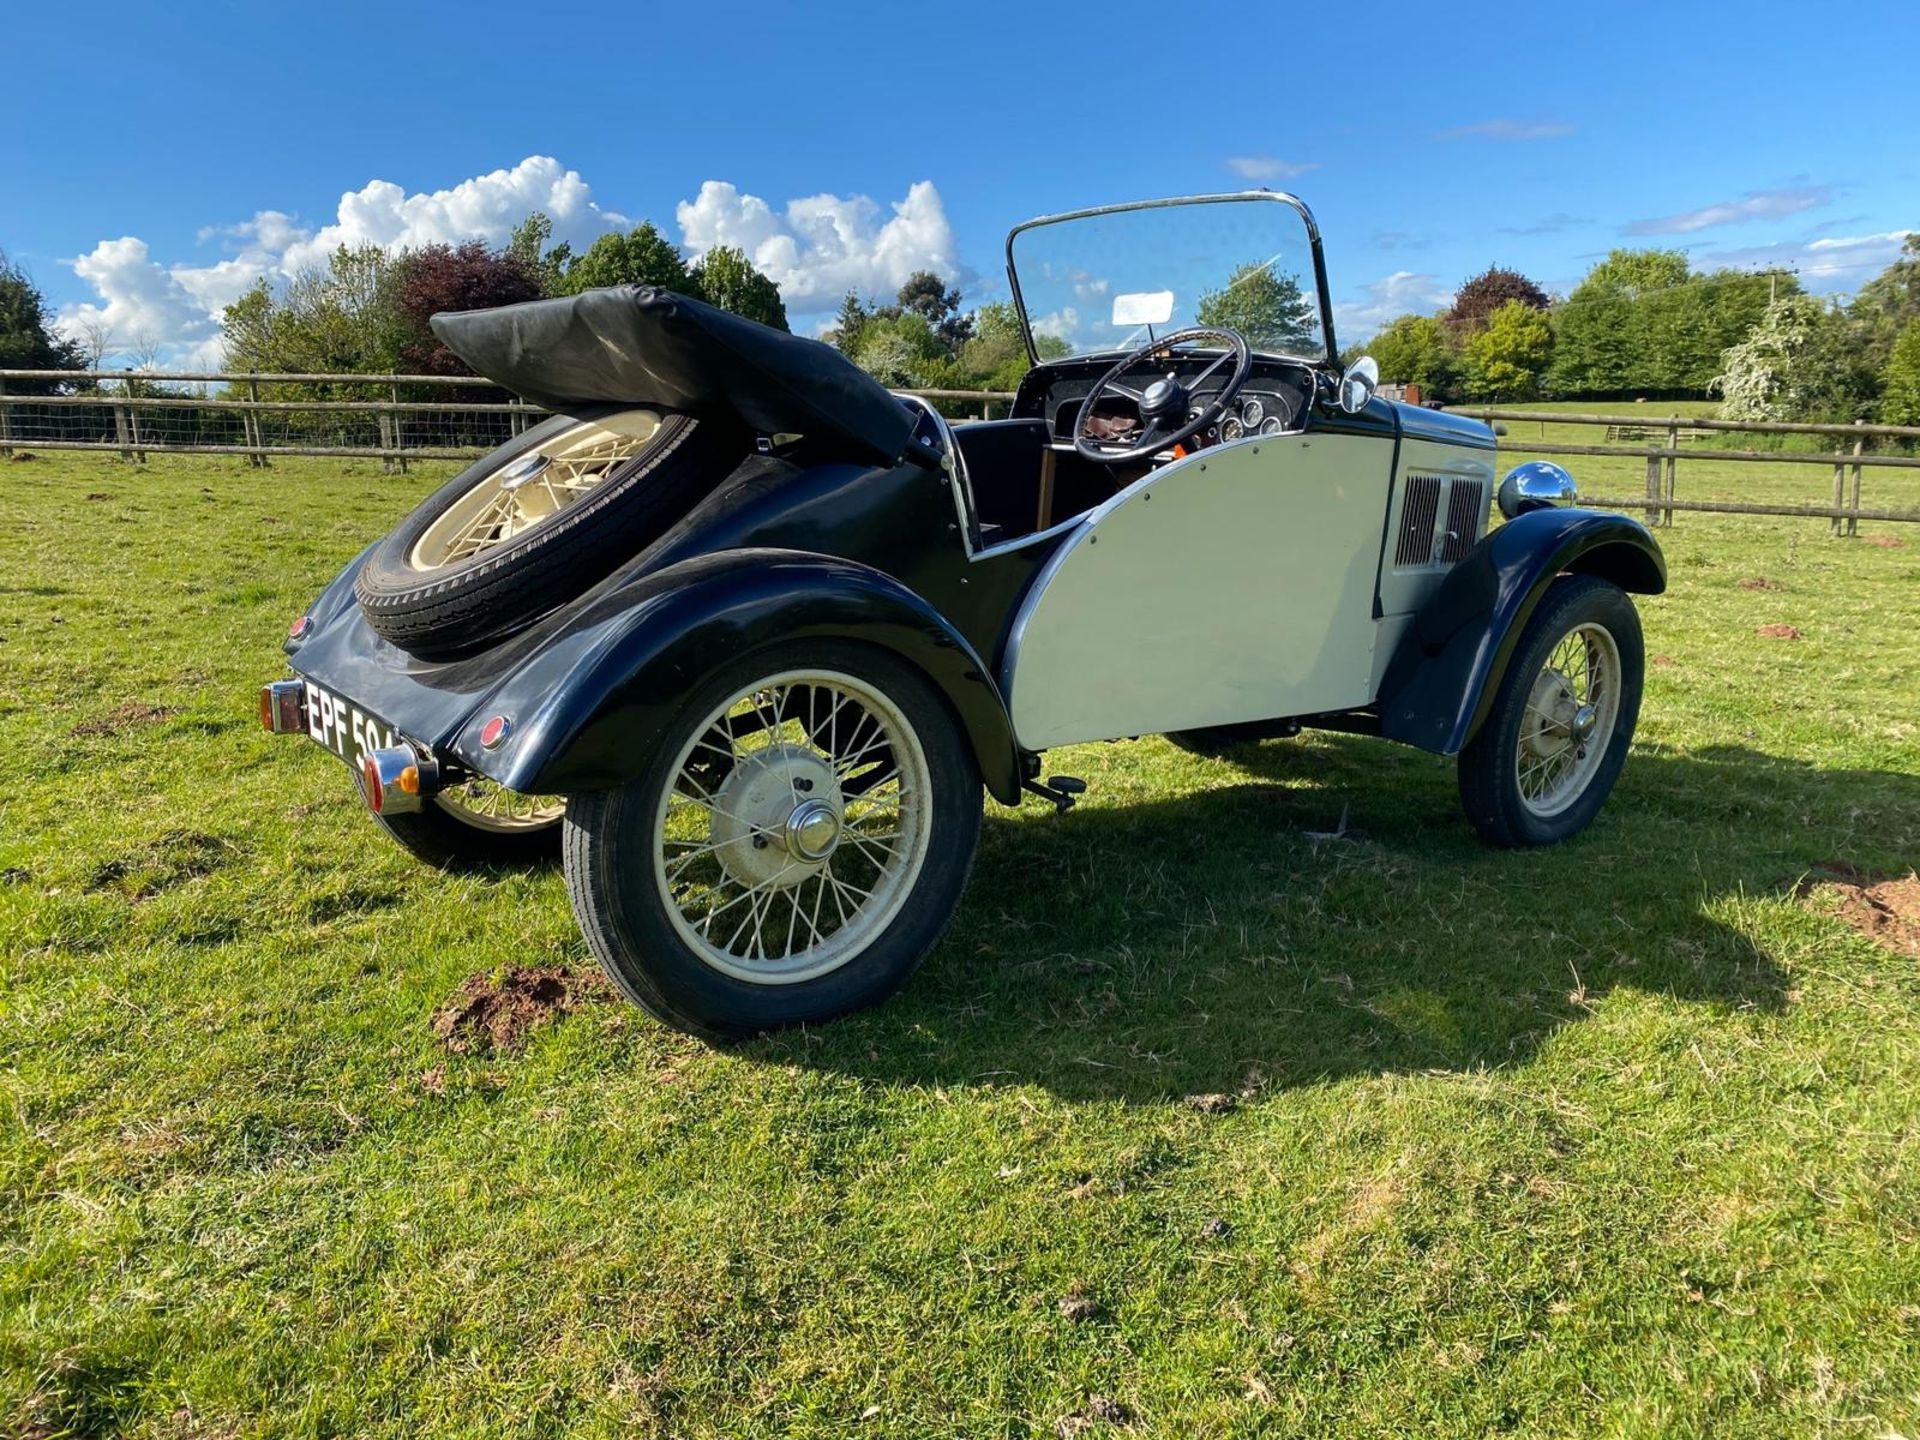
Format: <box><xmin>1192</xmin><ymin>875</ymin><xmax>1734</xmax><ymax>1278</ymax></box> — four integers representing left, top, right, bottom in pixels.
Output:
<box><xmin>999</xmin><ymin>427</ymin><xmax>1393</xmax><ymax>751</ymax></box>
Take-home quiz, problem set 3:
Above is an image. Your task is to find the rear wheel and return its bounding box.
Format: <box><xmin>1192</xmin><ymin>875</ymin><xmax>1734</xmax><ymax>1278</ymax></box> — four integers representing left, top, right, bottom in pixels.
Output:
<box><xmin>377</xmin><ymin>778</ymin><xmax>564</xmax><ymax>868</ymax></box>
<box><xmin>1457</xmin><ymin>575</ymin><xmax>1643</xmax><ymax>847</ymax></box>
<box><xmin>563</xmin><ymin>642</ymin><xmax>981</xmax><ymax>1038</ymax></box>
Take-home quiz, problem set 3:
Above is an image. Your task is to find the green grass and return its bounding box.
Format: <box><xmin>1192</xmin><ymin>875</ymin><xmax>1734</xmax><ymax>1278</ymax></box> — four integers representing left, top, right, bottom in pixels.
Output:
<box><xmin>3</xmin><ymin>449</ymin><xmax>1919</xmax><ymax>1438</ymax></box>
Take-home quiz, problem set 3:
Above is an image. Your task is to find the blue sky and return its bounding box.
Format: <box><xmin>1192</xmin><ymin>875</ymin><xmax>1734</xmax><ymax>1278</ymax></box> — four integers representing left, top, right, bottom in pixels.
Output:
<box><xmin>4</xmin><ymin>0</ymin><xmax>1915</xmax><ymax>365</ymax></box>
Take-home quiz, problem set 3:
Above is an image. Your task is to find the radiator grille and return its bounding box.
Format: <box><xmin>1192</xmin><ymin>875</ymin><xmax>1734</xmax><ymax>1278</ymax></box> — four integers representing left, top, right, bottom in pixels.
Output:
<box><xmin>1437</xmin><ymin>481</ymin><xmax>1487</xmax><ymax>564</ymax></box>
<box><xmin>1394</xmin><ymin>475</ymin><xmax>1443</xmax><ymax>567</ymax></box>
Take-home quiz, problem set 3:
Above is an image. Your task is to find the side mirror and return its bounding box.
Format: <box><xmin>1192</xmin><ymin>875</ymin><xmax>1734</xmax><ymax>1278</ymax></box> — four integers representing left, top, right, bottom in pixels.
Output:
<box><xmin>1338</xmin><ymin>355</ymin><xmax>1379</xmax><ymax>414</ymax></box>
<box><xmin>1497</xmin><ymin>461</ymin><xmax>1579</xmax><ymax>519</ymax></box>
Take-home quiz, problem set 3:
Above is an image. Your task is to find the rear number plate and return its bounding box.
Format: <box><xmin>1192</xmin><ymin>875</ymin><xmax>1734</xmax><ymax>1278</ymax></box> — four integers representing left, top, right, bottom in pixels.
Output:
<box><xmin>303</xmin><ymin>680</ymin><xmax>401</xmax><ymax>770</ymax></box>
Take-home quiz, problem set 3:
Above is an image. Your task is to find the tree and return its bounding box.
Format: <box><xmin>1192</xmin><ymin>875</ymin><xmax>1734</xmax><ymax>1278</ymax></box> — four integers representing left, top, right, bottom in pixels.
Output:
<box><xmin>1444</xmin><ymin>266</ymin><xmax>1548</xmax><ymax>334</ymax></box>
<box><xmin>852</xmin><ymin>311</ymin><xmax>943</xmax><ymax>385</ymax></box>
<box><xmin>1580</xmin><ymin>248</ymin><xmax>1691</xmax><ymax>296</ymax></box>
<box><xmin>1882</xmin><ymin>319</ymin><xmax>1920</xmax><ymax>426</ymax></box>
<box><xmin>1462</xmin><ymin>299</ymin><xmax>1552</xmax><ymax>400</ymax></box>
<box><xmin>826</xmin><ymin>291</ymin><xmax>870</xmax><ymax>357</ymax></box>
<box><xmin>1195</xmin><ymin>262</ymin><xmax>1318</xmax><ymax>352</ymax></box>
<box><xmin>1851</xmin><ymin>233</ymin><xmax>1920</xmax><ymax>375</ymax></box>
<box><xmin>1365</xmin><ymin>314</ymin><xmax>1456</xmax><ymax>397</ymax></box>
<box><xmin>1548</xmin><ymin>248</ymin><xmax>1791</xmax><ymax>397</ymax></box>
<box><xmin>556</xmin><ymin>222</ymin><xmax>696</xmax><ymax>296</ymax></box>
<box><xmin>392</xmin><ymin>242</ymin><xmax>545</xmax><ymax>374</ymax></box>
<box><xmin>687</xmin><ymin>246</ymin><xmax>788</xmax><ymax>331</ymax></box>
<box><xmin>895</xmin><ymin>270</ymin><xmax>972</xmax><ymax>356</ymax></box>
<box><xmin>0</xmin><ymin>250</ymin><xmax>85</xmax><ymax>387</ymax></box>
<box><xmin>1712</xmin><ymin>295</ymin><xmax>1868</xmax><ymax>422</ymax></box>
<box><xmin>954</xmin><ymin>301</ymin><xmax>1036</xmax><ymax>391</ymax></box>
<box><xmin>508</xmin><ymin>211</ymin><xmax>571</xmax><ymax>294</ymax></box>
<box><xmin>220</xmin><ymin>244</ymin><xmax>407</xmax><ymax>380</ymax></box>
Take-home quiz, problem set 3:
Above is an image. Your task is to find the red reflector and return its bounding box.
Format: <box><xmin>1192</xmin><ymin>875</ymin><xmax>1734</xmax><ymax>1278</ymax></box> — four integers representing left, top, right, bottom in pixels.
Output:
<box><xmin>288</xmin><ymin>615</ymin><xmax>313</xmax><ymax>640</ymax></box>
<box><xmin>259</xmin><ymin>687</ymin><xmax>275</xmax><ymax>731</ymax></box>
<box><xmin>361</xmin><ymin>755</ymin><xmax>384</xmax><ymax>813</ymax></box>
<box><xmin>480</xmin><ymin>715</ymin><xmax>510</xmax><ymax>749</ymax></box>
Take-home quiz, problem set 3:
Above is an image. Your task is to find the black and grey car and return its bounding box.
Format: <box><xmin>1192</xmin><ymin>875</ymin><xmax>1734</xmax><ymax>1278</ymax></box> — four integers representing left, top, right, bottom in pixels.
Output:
<box><xmin>262</xmin><ymin>191</ymin><xmax>1665</xmax><ymax>1038</ymax></box>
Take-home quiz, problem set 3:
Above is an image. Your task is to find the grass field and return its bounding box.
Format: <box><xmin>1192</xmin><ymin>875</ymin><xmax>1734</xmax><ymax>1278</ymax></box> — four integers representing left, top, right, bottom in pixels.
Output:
<box><xmin>3</xmin><ymin>447</ymin><xmax>1919</xmax><ymax>1438</ymax></box>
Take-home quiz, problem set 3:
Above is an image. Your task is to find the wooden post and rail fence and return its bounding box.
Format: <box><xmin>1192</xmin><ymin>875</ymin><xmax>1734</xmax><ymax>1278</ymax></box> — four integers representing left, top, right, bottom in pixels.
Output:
<box><xmin>2</xmin><ymin>370</ymin><xmax>1916</xmax><ymax>533</ymax></box>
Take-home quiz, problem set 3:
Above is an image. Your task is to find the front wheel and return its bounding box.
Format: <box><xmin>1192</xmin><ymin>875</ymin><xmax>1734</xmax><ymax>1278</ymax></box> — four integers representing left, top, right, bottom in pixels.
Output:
<box><xmin>563</xmin><ymin>642</ymin><xmax>982</xmax><ymax>1039</ymax></box>
<box><xmin>1457</xmin><ymin>575</ymin><xmax>1644</xmax><ymax>847</ymax></box>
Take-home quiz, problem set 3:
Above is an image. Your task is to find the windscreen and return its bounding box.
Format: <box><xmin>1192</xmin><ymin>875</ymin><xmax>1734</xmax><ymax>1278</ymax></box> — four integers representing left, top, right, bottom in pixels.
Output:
<box><xmin>1010</xmin><ymin>196</ymin><xmax>1327</xmax><ymax>363</ymax></box>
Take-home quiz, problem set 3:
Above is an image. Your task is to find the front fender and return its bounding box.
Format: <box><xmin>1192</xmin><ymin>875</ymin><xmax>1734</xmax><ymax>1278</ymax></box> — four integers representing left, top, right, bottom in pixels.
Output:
<box><xmin>1376</xmin><ymin>508</ymin><xmax>1666</xmax><ymax>755</ymax></box>
<box><xmin>454</xmin><ymin>548</ymin><xmax>1025</xmax><ymax>803</ymax></box>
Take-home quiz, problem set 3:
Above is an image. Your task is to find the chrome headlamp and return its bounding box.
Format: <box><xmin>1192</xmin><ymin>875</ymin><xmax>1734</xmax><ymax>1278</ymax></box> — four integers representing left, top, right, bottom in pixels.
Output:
<box><xmin>1498</xmin><ymin>461</ymin><xmax>1578</xmax><ymax>519</ymax></box>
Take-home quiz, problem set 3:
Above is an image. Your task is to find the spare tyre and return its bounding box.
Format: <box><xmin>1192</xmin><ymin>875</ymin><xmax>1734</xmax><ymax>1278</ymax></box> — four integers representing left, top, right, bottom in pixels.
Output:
<box><xmin>355</xmin><ymin>407</ymin><xmax>750</xmax><ymax>660</ymax></box>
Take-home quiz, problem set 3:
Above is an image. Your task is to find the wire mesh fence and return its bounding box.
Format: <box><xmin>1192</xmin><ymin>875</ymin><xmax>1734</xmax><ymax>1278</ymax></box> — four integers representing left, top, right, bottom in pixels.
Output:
<box><xmin>3</xmin><ymin>370</ymin><xmax>1917</xmax><ymax>530</ymax></box>
<box><xmin>0</xmin><ymin>370</ymin><xmax>1011</xmax><ymax>471</ymax></box>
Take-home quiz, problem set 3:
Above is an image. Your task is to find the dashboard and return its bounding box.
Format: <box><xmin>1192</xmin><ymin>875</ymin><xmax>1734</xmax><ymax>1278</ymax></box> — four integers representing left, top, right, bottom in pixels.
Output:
<box><xmin>1012</xmin><ymin>354</ymin><xmax>1320</xmax><ymax>451</ymax></box>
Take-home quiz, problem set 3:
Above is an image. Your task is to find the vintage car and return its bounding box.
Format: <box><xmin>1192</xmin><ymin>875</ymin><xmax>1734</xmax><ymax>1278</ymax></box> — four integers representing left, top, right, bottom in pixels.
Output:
<box><xmin>261</xmin><ymin>192</ymin><xmax>1666</xmax><ymax>1038</ymax></box>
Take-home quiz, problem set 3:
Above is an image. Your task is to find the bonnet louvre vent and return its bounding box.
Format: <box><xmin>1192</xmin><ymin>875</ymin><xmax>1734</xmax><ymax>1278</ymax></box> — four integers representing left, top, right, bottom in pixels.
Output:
<box><xmin>1395</xmin><ymin>475</ymin><xmax>1443</xmax><ymax>567</ymax></box>
<box><xmin>1438</xmin><ymin>481</ymin><xmax>1487</xmax><ymax>563</ymax></box>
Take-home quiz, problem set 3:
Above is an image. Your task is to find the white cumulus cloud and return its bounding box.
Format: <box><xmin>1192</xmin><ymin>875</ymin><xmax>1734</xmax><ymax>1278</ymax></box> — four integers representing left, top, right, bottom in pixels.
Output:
<box><xmin>58</xmin><ymin>156</ymin><xmax>629</xmax><ymax>366</ymax></box>
<box><xmin>675</xmin><ymin>178</ymin><xmax>963</xmax><ymax>310</ymax></box>
<box><xmin>59</xmin><ymin>160</ymin><xmax>963</xmax><ymax>366</ymax></box>
<box><xmin>278</xmin><ymin>156</ymin><xmax>624</xmax><ymax>274</ymax></box>
<box><xmin>1334</xmin><ymin>270</ymin><xmax>1454</xmax><ymax>341</ymax></box>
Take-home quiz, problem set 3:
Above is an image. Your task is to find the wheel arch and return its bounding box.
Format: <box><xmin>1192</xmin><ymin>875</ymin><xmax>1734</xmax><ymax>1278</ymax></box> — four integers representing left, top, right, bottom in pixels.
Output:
<box><xmin>1375</xmin><ymin>508</ymin><xmax>1666</xmax><ymax>756</ymax></box>
<box><xmin>453</xmin><ymin>548</ymin><xmax>1025</xmax><ymax>803</ymax></box>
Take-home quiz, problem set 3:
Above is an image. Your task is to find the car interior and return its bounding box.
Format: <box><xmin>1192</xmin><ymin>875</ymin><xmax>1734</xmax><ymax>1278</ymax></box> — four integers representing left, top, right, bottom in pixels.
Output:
<box><xmin>942</xmin><ymin>352</ymin><xmax>1320</xmax><ymax>551</ymax></box>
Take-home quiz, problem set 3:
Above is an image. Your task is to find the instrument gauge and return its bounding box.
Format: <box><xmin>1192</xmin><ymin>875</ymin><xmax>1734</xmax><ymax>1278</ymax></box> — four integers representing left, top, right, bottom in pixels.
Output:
<box><xmin>1220</xmin><ymin>416</ymin><xmax>1244</xmax><ymax>441</ymax></box>
<box><xmin>1240</xmin><ymin>398</ymin><xmax>1265</xmax><ymax>427</ymax></box>
<box><xmin>1259</xmin><ymin>416</ymin><xmax>1284</xmax><ymax>436</ymax></box>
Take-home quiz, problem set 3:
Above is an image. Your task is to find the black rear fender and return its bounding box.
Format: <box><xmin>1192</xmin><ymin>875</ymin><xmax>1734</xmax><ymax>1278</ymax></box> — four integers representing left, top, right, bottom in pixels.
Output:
<box><xmin>1376</xmin><ymin>508</ymin><xmax>1667</xmax><ymax>755</ymax></box>
<box><xmin>451</xmin><ymin>548</ymin><xmax>1024</xmax><ymax>803</ymax></box>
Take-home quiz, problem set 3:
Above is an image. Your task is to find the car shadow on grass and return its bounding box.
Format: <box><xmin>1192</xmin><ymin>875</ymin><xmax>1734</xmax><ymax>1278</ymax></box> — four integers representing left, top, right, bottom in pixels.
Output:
<box><xmin>764</xmin><ymin>736</ymin><xmax>1919</xmax><ymax>1103</ymax></box>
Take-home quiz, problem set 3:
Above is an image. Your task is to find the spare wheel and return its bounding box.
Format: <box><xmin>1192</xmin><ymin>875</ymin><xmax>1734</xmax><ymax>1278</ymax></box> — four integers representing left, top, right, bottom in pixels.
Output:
<box><xmin>355</xmin><ymin>407</ymin><xmax>749</xmax><ymax>660</ymax></box>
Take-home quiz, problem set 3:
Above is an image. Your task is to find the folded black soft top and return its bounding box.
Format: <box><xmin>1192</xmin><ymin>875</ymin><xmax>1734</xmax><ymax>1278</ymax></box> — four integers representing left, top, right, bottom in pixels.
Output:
<box><xmin>430</xmin><ymin>286</ymin><xmax>914</xmax><ymax>465</ymax></box>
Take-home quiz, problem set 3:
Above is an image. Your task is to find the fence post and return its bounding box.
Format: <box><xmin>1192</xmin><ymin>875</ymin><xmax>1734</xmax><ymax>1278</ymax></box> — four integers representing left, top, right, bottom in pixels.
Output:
<box><xmin>1848</xmin><ymin>420</ymin><xmax>1864</xmax><ymax>537</ymax></box>
<box><xmin>391</xmin><ymin>382</ymin><xmax>408</xmax><ymax>474</ymax></box>
<box><xmin>246</xmin><ymin>378</ymin><xmax>267</xmax><ymax>467</ymax></box>
<box><xmin>377</xmin><ymin>406</ymin><xmax>396</xmax><ymax>476</ymax></box>
<box><xmin>0</xmin><ymin>378</ymin><xmax>11</xmax><ymax>458</ymax></box>
<box><xmin>113</xmin><ymin>381</ymin><xmax>134</xmax><ymax>463</ymax></box>
<box><xmin>1644</xmin><ymin>447</ymin><xmax>1661</xmax><ymax>527</ymax></box>
<box><xmin>1663</xmin><ymin>420</ymin><xmax>1679</xmax><ymax>528</ymax></box>
<box><xmin>1831</xmin><ymin>454</ymin><xmax>1848</xmax><ymax>537</ymax></box>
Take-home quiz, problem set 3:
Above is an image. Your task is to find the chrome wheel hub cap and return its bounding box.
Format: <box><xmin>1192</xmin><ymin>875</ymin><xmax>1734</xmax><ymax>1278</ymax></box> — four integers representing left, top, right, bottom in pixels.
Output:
<box><xmin>653</xmin><ymin>670</ymin><xmax>933</xmax><ymax>986</ymax></box>
<box><xmin>497</xmin><ymin>454</ymin><xmax>551</xmax><ymax>491</ymax></box>
<box><xmin>1515</xmin><ymin>622</ymin><xmax>1622</xmax><ymax>819</ymax></box>
<box><xmin>709</xmin><ymin>744</ymin><xmax>842</xmax><ymax>890</ymax></box>
<box><xmin>1523</xmin><ymin>671</ymin><xmax>1579</xmax><ymax>758</ymax></box>
<box><xmin>786</xmin><ymin>798</ymin><xmax>841</xmax><ymax>861</ymax></box>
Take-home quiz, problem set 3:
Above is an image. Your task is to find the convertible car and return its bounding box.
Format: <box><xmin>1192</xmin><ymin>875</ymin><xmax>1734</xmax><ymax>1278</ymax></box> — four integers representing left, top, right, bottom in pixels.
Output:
<box><xmin>261</xmin><ymin>191</ymin><xmax>1666</xmax><ymax>1038</ymax></box>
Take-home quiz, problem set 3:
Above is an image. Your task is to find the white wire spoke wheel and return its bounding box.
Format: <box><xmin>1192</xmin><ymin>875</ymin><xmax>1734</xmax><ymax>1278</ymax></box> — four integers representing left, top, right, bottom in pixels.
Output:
<box><xmin>433</xmin><ymin>777</ymin><xmax>566</xmax><ymax>833</ymax></box>
<box><xmin>1515</xmin><ymin>622</ymin><xmax>1622</xmax><ymax>819</ymax></box>
<box><xmin>562</xmin><ymin>642</ymin><xmax>984</xmax><ymax>1039</ymax></box>
<box><xmin>407</xmin><ymin>411</ymin><xmax>664</xmax><ymax>571</ymax></box>
<box><xmin>653</xmin><ymin>669</ymin><xmax>934</xmax><ymax>985</ymax></box>
<box><xmin>1457</xmin><ymin>575</ymin><xmax>1644</xmax><ymax>849</ymax></box>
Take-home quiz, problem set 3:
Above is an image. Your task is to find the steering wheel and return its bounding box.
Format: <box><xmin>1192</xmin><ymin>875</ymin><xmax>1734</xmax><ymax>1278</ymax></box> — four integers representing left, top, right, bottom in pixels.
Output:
<box><xmin>1073</xmin><ymin>327</ymin><xmax>1252</xmax><ymax>465</ymax></box>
